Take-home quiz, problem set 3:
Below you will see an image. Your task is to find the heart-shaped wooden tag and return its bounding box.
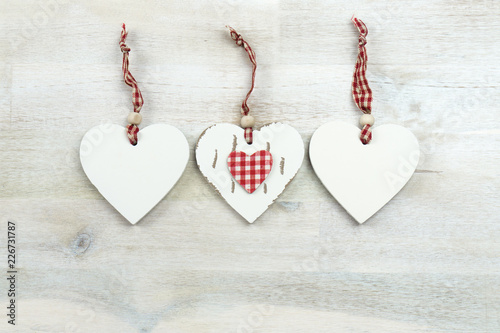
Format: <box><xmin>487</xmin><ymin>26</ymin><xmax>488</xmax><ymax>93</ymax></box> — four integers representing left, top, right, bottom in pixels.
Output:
<box><xmin>196</xmin><ymin>123</ymin><xmax>304</xmax><ymax>223</ymax></box>
<box><xmin>80</xmin><ymin>123</ymin><xmax>189</xmax><ymax>224</ymax></box>
<box><xmin>309</xmin><ymin>121</ymin><xmax>419</xmax><ymax>223</ymax></box>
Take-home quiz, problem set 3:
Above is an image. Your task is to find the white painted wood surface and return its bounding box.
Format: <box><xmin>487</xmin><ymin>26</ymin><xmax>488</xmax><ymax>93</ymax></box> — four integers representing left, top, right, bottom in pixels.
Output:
<box><xmin>1</xmin><ymin>0</ymin><xmax>499</xmax><ymax>332</ymax></box>
<box><xmin>80</xmin><ymin>123</ymin><xmax>189</xmax><ymax>224</ymax></box>
<box><xmin>310</xmin><ymin>121</ymin><xmax>419</xmax><ymax>223</ymax></box>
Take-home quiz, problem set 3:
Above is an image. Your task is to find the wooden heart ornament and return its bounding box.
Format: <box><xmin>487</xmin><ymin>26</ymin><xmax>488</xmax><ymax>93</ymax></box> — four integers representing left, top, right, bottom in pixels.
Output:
<box><xmin>309</xmin><ymin>121</ymin><xmax>419</xmax><ymax>223</ymax></box>
<box><xmin>196</xmin><ymin>123</ymin><xmax>304</xmax><ymax>223</ymax></box>
<box><xmin>80</xmin><ymin>123</ymin><xmax>189</xmax><ymax>224</ymax></box>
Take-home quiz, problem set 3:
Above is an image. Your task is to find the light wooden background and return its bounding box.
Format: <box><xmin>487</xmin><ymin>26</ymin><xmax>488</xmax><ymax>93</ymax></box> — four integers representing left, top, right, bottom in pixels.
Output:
<box><xmin>1</xmin><ymin>0</ymin><xmax>499</xmax><ymax>332</ymax></box>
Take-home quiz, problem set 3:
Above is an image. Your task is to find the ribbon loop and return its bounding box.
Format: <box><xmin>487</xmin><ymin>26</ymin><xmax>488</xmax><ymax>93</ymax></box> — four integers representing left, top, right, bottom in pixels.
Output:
<box><xmin>351</xmin><ymin>17</ymin><xmax>373</xmax><ymax>144</ymax></box>
<box><xmin>226</xmin><ymin>26</ymin><xmax>257</xmax><ymax>144</ymax></box>
<box><xmin>120</xmin><ymin>24</ymin><xmax>144</xmax><ymax>145</ymax></box>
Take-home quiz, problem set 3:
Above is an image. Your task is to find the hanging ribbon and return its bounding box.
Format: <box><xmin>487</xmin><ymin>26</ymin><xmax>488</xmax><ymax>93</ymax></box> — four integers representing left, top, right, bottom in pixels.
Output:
<box><xmin>351</xmin><ymin>17</ymin><xmax>374</xmax><ymax>144</ymax></box>
<box><xmin>227</xmin><ymin>26</ymin><xmax>257</xmax><ymax>144</ymax></box>
<box><xmin>119</xmin><ymin>24</ymin><xmax>144</xmax><ymax>145</ymax></box>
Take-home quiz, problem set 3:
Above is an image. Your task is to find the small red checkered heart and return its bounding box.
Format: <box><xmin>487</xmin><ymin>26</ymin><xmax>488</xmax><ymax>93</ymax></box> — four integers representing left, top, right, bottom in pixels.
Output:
<box><xmin>228</xmin><ymin>150</ymin><xmax>273</xmax><ymax>194</ymax></box>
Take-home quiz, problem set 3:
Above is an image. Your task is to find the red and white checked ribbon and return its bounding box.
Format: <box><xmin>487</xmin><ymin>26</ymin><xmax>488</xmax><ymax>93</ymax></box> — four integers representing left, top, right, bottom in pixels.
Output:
<box><xmin>227</xmin><ymin>26</ymin><xmax>256</xmax><ymax>144</ymax></box>
<box><xmin>352</xmin><ymin>17</ymin><xmax>373</xmax><ymax>144</ymax></box>
<box><xmin>228</xmin><ymin>150</ymin><xmax>273</xmax><ymax>194</ymax></box>
<box><xmin>119</xmin><ymin>24</ymin><xmax>144</xmax><ymax>145</ymax></box>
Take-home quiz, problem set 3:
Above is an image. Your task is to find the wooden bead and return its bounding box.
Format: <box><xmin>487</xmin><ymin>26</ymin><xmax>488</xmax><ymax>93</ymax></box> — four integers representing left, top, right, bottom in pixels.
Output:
<box><xmin>359</xmin><ymin>114</ymin><xmax>375</xmax><ymax>126</ymax></box>
<box><xmin>240</xmin><ymin>115</ymin><xmax>255</xmax><ymax>128</ymax></box>
<box><xmin>127</xmin><ymin>112</ymin><xmax>142</xmax><ymax>125</ymax></box>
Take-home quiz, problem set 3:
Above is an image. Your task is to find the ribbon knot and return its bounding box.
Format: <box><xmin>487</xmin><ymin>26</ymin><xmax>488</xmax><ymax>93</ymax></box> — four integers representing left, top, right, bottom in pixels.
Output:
<box><xmin>120</xmin><ymin>43</ymin><xmax>130</xmax><ymax>53</ymax></box>
<box><xmin>119</xmin><ymin>25</ymin><xmax>130</xmax><ymax>53</ymax></box>
<box><xmin>229</xmin><ymin>30</ymin><xmax>244</xmax><ymax>46</ymax></box>
<box><xmin>358</xmin><ymin>35</ymin><xmax>367</xmax><ymax>47</ymax></box>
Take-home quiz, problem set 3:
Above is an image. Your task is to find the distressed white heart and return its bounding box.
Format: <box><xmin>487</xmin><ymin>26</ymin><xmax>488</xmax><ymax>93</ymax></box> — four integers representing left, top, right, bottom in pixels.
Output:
<box><xmin>310</xmin><ymin>121</ymin><xmax>419</xmax><ymax>223</ymax></box>
<box><xmin>196</xmin><ymin>123</ymin><xmax>304</xmax><ymax>223</ymax></box>
<box><xmin>80</xmin><ymin>123</ymin><xmax>189</xmax><ymax>224</ymax></box>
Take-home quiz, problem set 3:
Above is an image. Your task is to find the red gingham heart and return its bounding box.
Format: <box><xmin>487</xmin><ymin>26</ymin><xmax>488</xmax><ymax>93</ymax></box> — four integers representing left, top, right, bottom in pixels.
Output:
<box><xmin>227</xmin><ymin>150</ymin><xmax>273</xmax><ymax>194</ymax></box>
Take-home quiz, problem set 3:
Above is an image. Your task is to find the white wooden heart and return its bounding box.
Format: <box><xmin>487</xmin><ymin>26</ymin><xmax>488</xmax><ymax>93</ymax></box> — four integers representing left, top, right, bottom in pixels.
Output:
<box><xmin>80</xmin><ymin>123</ymin><xmax>189</xmax><ymax>224</ymax></box>
<box><xmin>196</xmin><ymin>123</ymin><xmax>304</xmax><ymax>223</ymax></box>
<box><xmin>309</xmin><ymin>121</ymin><xmax>419</xmax><ymax>223</ymax></box>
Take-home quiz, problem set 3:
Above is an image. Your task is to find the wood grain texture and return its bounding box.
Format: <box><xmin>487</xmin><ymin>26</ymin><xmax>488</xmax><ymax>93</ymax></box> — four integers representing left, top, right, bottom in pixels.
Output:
<box><xmin>1</xmin><ymin>0</ymin><xmax>499</xmax><ymax>332</ymax></box>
